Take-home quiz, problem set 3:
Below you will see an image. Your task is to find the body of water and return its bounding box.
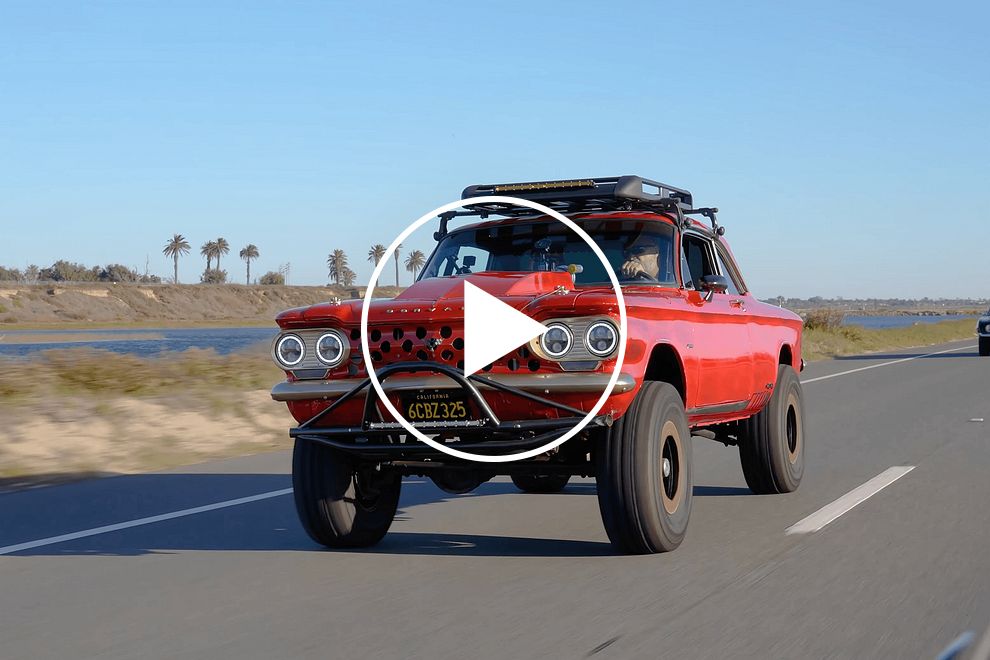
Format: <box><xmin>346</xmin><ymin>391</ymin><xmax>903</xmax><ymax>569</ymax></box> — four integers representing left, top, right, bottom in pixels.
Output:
<box><xmin>0</xmin><ymin>327</ymin><xmax>278</xmax><ymax>357</ymax></box>
<box><xmin>842</xmin><ymin>314</ymin><xmax>977</xmax><ymax>329</ymax></box>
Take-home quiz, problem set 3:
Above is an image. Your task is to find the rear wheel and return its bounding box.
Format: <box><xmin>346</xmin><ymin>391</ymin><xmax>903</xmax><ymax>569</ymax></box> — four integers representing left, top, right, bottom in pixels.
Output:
<box><xmin>511</xmin><ymin>473</ymin><xmax>570</xmax><ymax>493</ymax></box>
<box><xmin>596</xmin><ymin>382</ymin><xmax>693</xmax><ymax>554</ymax></box>
<box><xmin>980</xmin><ymin>337</ymin><xmax>989</xmax><ymax>357</ymax></box>
<box><xmin>292</xmin><ymin>438</ymin><xmax>401</xmax><ymax>548</ymax></box>
<box><xmin>738</xmin><ymin>365</ymin><xmax>805</xmax><ymax>494</ymax></box>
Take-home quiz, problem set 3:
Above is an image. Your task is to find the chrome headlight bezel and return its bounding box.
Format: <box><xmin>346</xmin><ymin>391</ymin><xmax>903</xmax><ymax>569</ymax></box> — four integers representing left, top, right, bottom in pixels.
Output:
<box><xmin>540</xmin><ymin>322</ymin><xmax>573</xmax><ymax>359</ymax></box>
<box><xmin>585</xmin><ymin>320</ymin><xmax>619</xmax><ymax>357</ymax></box>
<box><xmin>273</xmin><ymin>334</ymin><xmax>305</xmax><ymax>368</ymax></box>
<box><xmin>315</xmin><ymin>330</ymin><xmax>347</xmax><ymax>367</ymax></box>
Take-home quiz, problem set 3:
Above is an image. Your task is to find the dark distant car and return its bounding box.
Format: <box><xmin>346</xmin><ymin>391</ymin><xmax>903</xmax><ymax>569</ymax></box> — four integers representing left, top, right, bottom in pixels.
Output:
<box><xmin>271</xmin><ymin>176</ymin><xmax>806</xmax><ymax>554</ymax></box>
<box><xmin>979</xmin><ymin>309</ymin><xmax>990</xmax><ymax>356</ymax></box>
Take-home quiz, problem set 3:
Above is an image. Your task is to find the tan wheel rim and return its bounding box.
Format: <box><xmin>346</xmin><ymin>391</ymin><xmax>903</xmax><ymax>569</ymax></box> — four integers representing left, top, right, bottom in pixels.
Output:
<box><xmin>660</xmin><ymin>420</ymin><xmax>684</xmax><ymax>514</ymax></box>
<box><xmin>785</xmin><ymin>391</ymin><xmax>802</xmax><ymax>465</ymax></box>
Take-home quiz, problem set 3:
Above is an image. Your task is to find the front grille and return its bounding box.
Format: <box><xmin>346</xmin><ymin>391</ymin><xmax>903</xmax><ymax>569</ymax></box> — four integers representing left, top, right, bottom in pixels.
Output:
<box><xmin>349</xmin><ymin>324</ymin><xmax>547</xmax><ymax>375</ymax></box>
<box><xmin>363</xmin><ymin>324</ymin><xmax>466</xmax><ymax>371</ymax></box>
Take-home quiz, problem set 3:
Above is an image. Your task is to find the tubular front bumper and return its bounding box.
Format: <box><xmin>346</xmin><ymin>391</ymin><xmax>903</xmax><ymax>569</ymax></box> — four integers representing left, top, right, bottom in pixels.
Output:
<box><xmin>279</xmin><ymin>362</ymin><xmax>626</xmax><ymax>459</ymax></box>
<box><xmin>271</xmin><ymin>371</ymin><xmax>636</xmax><ymax>401</ymax></box>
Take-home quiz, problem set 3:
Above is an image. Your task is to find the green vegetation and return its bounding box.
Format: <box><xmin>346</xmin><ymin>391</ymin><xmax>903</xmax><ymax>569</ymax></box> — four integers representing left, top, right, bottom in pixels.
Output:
<box><xmin>326</xmin><ymin>248</ymin><xmax>355</xmax><ymax>286</ymax></box>
<box><xmin>239</xmin><ymin>244</ymin><xmax>260</xmax><ymax>284</ymax></box>
<box><xmin>405</xmin><ymin>249</ymin><xmax>426</xmax><ymax>279</ymax></box>
<box><xmin>802</xmin><ymin>318</ymin><xmax>976</xmax><ymax>361</ymax></box>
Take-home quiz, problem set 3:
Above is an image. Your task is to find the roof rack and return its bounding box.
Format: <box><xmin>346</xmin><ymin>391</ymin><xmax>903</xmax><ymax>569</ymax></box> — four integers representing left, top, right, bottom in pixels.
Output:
<box><xmin>434</xmin><ymin>176</ymin><xmax>718</xmax><ymax>239</ymax></box>
<box><xmin>462</xmin><ymin>175</ymin><xmax>693</xmax><ymax>215</ymax></box>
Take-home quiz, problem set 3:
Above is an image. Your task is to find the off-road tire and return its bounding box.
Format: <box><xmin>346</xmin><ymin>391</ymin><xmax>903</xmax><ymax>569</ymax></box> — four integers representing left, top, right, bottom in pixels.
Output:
<box><xmin>980</xmin><ymin>336</ymin><xmax>989</xmax><ymax>357</ymax></box>
<box><xmin>738</xmin><ymin>365</ymin><xmax>805</xmax><ymax>494</ymax></box>
<box><xmin>511</xmin><ymin>473</ymin><xmax>570</xmax><ymax>493</ymax></box>
<box><xmin>596</xmin><ymin>382</ymin><xmax>693</xmax><ymax>554</ymax></box>
<box><xmin>292</xmin><ymin>438</ymin><xmax>401</xmax><ymax>548</ymax></box>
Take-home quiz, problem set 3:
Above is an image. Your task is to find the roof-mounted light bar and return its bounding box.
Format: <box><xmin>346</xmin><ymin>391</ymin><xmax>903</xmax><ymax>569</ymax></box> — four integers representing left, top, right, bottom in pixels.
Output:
<box><xmin>492</xmin><ymin>179</ymin><xmax>597</xmax><ymax>194</ymax></box>
<box><xmin>462</xmin><ymin>175</ymin><xmax>694</xmax><ymax>214</ymax></box>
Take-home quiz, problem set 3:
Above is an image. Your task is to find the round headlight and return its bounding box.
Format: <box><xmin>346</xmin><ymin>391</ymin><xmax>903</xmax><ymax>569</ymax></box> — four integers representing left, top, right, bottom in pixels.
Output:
<box><xmin>275</xmin><ymin>334</ymin><xmax>304</xmax><ymax>367</ymax></box>
<box><xmin>585</xmin><ymin>321</ymin><xmax>618</xmax><ymax>357</ymax></box>
<box><xmin>316</xmin><ymin>332</ymin><xmax>345</xmax><ymax>366</ymax></box>
<box><xmin>540</xmin><ymin>323</ymin><xmax>573</xmax><ymax>358</ymax></box>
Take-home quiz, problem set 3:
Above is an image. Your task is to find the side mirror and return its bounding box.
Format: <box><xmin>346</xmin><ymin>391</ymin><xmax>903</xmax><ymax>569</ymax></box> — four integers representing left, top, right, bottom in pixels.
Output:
<box><xmin>699</xmin><ymin>274</ymin><xmax>729</xmax><ymax>300</ymax></box>
<box><xmin>462</xmin><ymin>255</ymin><xmax>477</xmax><ymax>268</ymax></box>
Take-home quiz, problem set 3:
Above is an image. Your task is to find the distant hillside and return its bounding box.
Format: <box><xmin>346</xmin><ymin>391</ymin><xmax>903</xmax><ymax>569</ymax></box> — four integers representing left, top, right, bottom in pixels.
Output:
<box><xmin>0</xmin><ymin>283</ymin><xmax>403</xmax><ymax>326</ymax></box>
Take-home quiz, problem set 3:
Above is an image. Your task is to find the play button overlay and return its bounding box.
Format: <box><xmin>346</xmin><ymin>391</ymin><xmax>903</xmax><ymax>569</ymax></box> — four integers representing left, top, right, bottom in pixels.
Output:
<box><xmin>361</xmin><ymin>194</ymin><xmax>627</xmax><ymax>463</ymax></box>
<box><xmin>463</xmin><ymin>281</ymin><xmax>548</xmax><ymax>376</ymax></box>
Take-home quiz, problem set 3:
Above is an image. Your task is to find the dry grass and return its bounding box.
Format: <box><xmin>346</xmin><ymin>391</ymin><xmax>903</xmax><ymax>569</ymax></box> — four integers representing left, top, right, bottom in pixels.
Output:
<box><xmin>0</xmin><ymin>347</ymin><xmax>281</xmax><ymax>401</ymax></box>
<box><xmin>802</xmin><ymin>318</ymin><xmax>976</xmax><ymax>361</ymax></box>
<box><xmin>0</xmin><ymin>347</ymin><xmax>290</xmax><ymax>484</ymax></box>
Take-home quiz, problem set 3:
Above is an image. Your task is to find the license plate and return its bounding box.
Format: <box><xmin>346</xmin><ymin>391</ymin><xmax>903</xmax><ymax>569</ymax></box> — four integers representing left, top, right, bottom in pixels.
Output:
<box><xmin>400</xmin><ymin>390</ymin><xmax>470</xmax><ymax>422</ymax></box>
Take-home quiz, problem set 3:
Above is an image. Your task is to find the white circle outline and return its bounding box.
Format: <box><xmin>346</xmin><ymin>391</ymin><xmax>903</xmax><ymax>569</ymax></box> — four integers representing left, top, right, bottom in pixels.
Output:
<box><xmin>539</xmin><ymin>322</ymin><xmax>574</xmax><ymax>359</ymax></box>
<box><xmin>275</xmin><ymin>334</ymin><xmax>305</xmax><ymax>367</ymax></box>
<box><xmin>585</xmin><ymin>320</ymin><xmax>619</xmax><ymax>357</ymax></box>
<box><xmin>361</xmin><ymin>195</ymin><xmax>627</xmax><ymax>463</ymax></box>
<box><xmin>315</xmin><ymin>331</ymin><xmax>346</xmax><ymax>366</ymax></box>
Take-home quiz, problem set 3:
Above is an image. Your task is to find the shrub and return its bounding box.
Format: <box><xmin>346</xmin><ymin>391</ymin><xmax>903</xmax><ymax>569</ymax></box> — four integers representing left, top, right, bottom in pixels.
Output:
<box><xmin>38</xmin><ymin>260</ymin><xmax>100</xmax><ymax>282</ymax></box>
<box><xmin>98</xmin><ymin>264</ymin><xmax>140</xmax><ymax>283</ymax></box>
<box><xmin>803</xmin><ymin>308</ymin><xmax>845</xmax><ymax>331</ymax></box>
<box><xmin>0</xmin><ymin>266</ymin><xmax>22</xmax><ymax>281</ymax></box>
<box><xmin>259</xmin><ymin>271</ymin><xmax>285</xmax><ymax>285</ymax></box>
<box><xmin>200</xmin><ymin>268</ymin><xmax>228</xmax><ymax>284</ymax></box>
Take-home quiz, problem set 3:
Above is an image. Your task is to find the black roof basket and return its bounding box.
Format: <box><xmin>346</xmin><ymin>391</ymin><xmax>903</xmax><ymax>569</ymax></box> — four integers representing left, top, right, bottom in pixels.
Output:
<box><xmin>461</xmin><ymin>176</ymin><xmax>693</xmax><ymax>216</ymax></box>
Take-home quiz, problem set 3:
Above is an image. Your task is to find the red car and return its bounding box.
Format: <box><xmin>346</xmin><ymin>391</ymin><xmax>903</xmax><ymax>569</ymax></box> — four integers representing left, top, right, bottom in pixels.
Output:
<box><xmin>271</xmin><ymin>176</ymin><xmax>806</xmax><ymax>554</ymax></box>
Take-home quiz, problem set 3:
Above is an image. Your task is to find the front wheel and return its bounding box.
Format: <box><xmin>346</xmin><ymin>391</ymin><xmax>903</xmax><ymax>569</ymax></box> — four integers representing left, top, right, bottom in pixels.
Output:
<box><xmin>980</xmin><ymin>336</ymin><xmax>989</xmax><ymax>357</ymax></box>
<box><xmin>292</xmin><ymin>439</ymin><xmax>401</xmax><ymax>548</ymax></box>
<box><xmin>738</xmin><ymin>365</ymin><xmax>805</xmax><ymax>494</ymax></box>
<box><xmin>511</xmin><ymin>473</ymin><xmax>570</xmax><ymax>493</ymax></box>
<box><xmin>596</xmin><ymin>382</ymin><xmax>693</xmax><ymax>554</ymax></box>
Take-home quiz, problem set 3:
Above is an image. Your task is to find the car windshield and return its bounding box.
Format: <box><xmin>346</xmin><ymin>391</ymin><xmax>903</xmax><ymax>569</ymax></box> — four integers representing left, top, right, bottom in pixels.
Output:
<box><xmin>420</xmin><ymin>218</ymin><xmax>677</xmax><ymax>286</ymax></box>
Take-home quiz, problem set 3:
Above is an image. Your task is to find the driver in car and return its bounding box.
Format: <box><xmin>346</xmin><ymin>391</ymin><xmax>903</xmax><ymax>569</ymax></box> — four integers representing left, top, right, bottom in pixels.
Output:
<box><xmin>620</xmin><ymin>235</ymin><xmax>661</xmax><ymax>281</ymax></box>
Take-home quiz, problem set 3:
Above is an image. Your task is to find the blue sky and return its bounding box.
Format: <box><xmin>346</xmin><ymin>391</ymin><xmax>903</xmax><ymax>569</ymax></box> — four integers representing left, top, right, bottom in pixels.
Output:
<box><xmin>1</xmin><ymin>0</ymin><xmax>987</xmax><ymax>298</ymax></box>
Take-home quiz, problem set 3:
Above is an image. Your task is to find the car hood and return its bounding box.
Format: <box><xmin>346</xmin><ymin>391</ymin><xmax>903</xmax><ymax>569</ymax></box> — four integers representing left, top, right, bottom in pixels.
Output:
<box><xmin>276</xmin><ymin>272</ymin><xmax>623</xmax><ymax>328</ymax></box>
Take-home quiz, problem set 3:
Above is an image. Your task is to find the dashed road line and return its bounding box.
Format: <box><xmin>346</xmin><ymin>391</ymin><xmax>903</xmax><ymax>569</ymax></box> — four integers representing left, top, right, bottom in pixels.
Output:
<box><xmin>785</xmin><ymin>466</ymin><xmax>915</xmax><ymax>535</ymax></box>
<box><xmin>801</xmin><ymin>344</ymin><xmax>977</xmax><ymax>385</ymax></box>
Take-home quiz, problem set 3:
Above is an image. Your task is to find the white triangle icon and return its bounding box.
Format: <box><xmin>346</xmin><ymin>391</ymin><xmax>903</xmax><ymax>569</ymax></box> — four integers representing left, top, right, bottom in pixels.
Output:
<box><xmin>463</xmin><ymin>281</ymin><xmax>548</xmax><ymax>376</ymax></box>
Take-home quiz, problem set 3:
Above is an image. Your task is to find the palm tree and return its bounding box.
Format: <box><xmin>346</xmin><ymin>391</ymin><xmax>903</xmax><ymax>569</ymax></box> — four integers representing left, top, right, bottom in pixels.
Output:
<box><xmin>368</xmin><ymin>244</ymin><xmax>386</xmax><ymax>266</ymax></box>
<box><xmin>239</xmin><ymin>244</ymin><xmax>259</xmax><ymax>285</ymax></box>
<box><xmin>200</xmin><ymin>240</ymin><xmax>217</xmax><ymax>270</ymax></box>
<box><xmin>405</xmin><ymin>249</ymin><xmax>426</xmax><ymax>281</ymax></box>
<box><xmin>341</xmin><ymin>266</ymin><xmax>357</xmax><ymax>287</ymax></box>
<box><xmin>326</xmin><ymin>249</ymin><xmax>348</xmax><ymax>285</ymax></box>
<box><xmin>163</xmin><ymin>234</ymin><xmax>191</xmax><ymax>283</ymax></box>
<box><xmin>215</xmin><ymin>237</ymin><xmax>230</xmax><ymax>269</ymax></box>
<box><xmin>393</xmin><ymin>243</ymin><xmax>402</xmax><ymax>287</ymax></box>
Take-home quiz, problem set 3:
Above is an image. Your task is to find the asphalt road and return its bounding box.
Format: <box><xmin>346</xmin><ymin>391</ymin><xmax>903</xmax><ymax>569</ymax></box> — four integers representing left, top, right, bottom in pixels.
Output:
<box><xmin>2</xmin><ymin>339</ymin><xmax>988</xmax><ymax>659</ymax></box>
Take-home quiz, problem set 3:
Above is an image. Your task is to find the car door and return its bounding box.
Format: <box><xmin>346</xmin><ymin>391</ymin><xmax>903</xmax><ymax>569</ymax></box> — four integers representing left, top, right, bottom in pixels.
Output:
<box><xmin>680</xmin><ymin>231</ymin><xmax>755</xmax><ymax>412</ymax></box>
<box><xmin>712</xmin><ymin>239</ymin><xmax>779</xmax><ymax>397</ymax></box>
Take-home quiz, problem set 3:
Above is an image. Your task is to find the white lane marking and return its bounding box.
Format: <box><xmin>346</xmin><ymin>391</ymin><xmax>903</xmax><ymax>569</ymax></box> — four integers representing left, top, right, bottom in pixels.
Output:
<box><xmin>0</xmin><ymin>488</ymin><xmax>293</xmax><ymax>556</ymax></box>
<box><xmin>801</xmin><ymin>344</ymin><xmax>977</xmax><ymax>384</ymax></box>
<box><xmin>785</xmin><ymin>466</ymin><xmax>915</xmax><ymax>535</ymax></box>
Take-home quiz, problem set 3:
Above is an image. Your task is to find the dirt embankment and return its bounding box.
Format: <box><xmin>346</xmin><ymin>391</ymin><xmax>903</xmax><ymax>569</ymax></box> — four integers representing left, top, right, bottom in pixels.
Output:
<box><xmin>0</xmin><ymin>283</ymin><xmax>402</xmax><ymax>326</ymax></box>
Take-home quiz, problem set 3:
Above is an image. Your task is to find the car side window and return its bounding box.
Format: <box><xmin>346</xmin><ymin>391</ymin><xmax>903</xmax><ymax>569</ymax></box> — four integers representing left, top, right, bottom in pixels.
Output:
<box><xmin>713</xmin><ymin>247</ymin><xmax>742</xmax><ymax>296</ymax></box>
<box><xmin>681</xmin><ymin>234</ymin><xmax>717</xmax><ymax>290</ymax></box>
